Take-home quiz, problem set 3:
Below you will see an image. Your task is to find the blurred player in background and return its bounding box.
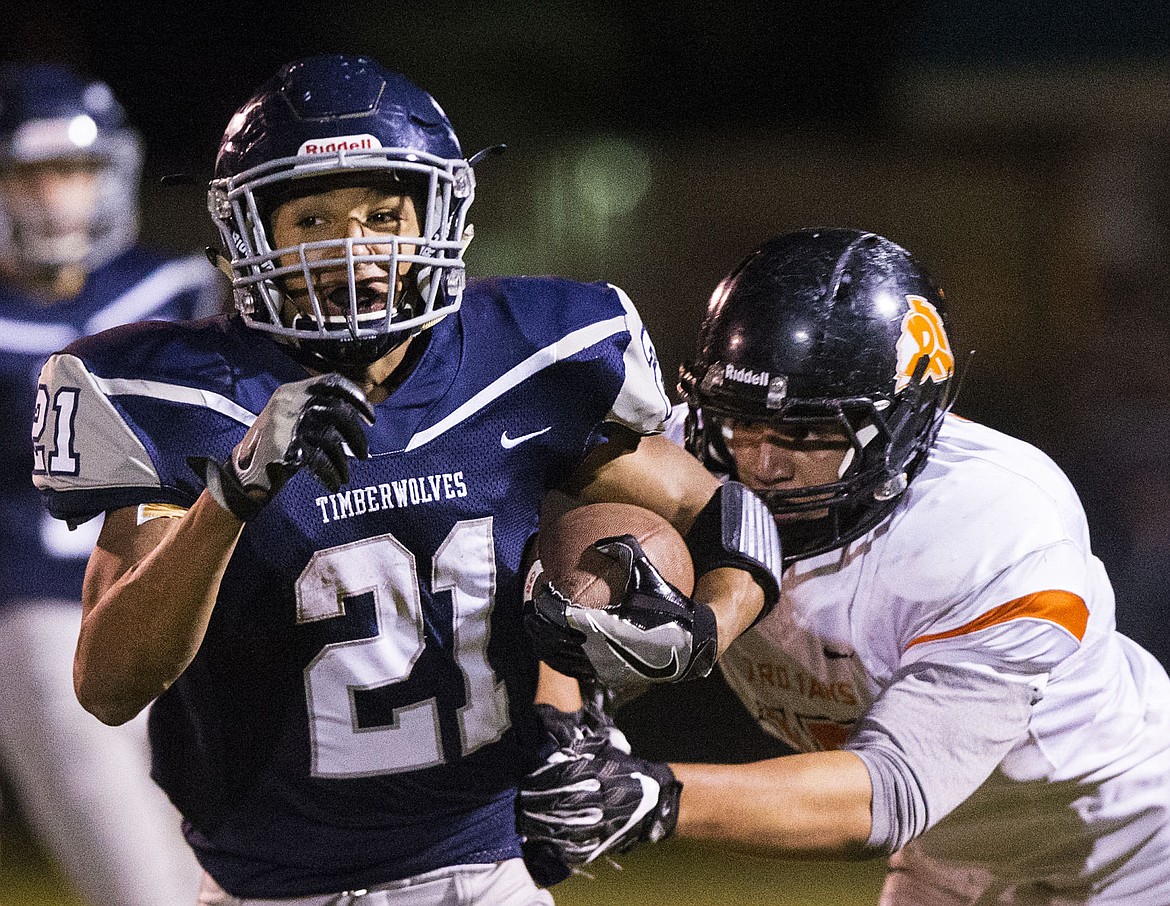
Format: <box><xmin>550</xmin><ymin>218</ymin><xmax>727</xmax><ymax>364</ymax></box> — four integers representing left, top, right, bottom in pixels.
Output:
<box><xmin>0</xmin><ymin>61</ymin><xmax>219</xmax><ymax>906</ymax></box>
<box><xmin>33</xmin><ymin>55</ymin><xmax>780</xmax><ymax>904</ymax></box>
<box><xmin>519</xmin><ymin>229</ymin><xmax>1170</xmax><ymax>904</ymax></box>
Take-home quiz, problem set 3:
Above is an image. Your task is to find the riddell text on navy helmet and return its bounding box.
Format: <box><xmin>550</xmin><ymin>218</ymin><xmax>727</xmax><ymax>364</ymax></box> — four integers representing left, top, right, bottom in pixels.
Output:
<box><xmin>314</xmin><ymin>472</ymin><xmax>469</xmax><ymax>523</ymax></box>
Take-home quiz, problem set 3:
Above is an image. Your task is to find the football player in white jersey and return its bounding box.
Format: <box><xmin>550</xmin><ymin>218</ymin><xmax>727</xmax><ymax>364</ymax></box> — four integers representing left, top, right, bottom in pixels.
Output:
<box><xmin>518</xmin><ymin>229</ymin><xmax>1170</xmax><ymax>904</ymax></box>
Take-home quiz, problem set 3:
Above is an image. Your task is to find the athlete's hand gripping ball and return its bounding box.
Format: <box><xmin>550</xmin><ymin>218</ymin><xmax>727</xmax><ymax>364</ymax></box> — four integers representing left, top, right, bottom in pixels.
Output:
<box><xmin>525</xmin><ymin>535</ymin><xmax>718</xmax><ymax>692</ymax></box>
<box><xmin>192</xmin><ymin>373</ymin><xmax>375</xmax><ymax>520</ymax></box>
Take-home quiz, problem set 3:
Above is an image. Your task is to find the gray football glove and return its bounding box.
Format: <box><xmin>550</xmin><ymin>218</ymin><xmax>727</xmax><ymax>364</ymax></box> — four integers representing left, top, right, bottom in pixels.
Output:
<box><xmin>191</xmin><ymin>373</ymin><xmax>374</xmax><ymax>521</ymax></box>
<box><xmin>524</xmin><ymin>535</ymin><xmax>718</xmax><ymax>695</ymax></box>
<box><xmin>518</xmin><ymin>702</ymin><xmax>681</xmax><ymax>868</ymax></box>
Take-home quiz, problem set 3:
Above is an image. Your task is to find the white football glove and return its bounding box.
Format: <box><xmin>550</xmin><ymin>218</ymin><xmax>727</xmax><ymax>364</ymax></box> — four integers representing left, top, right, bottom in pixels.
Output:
<box><xmin>192</xmin><ymin>373</ymin><xmax>374</xmax><ymax>520</ymax></box>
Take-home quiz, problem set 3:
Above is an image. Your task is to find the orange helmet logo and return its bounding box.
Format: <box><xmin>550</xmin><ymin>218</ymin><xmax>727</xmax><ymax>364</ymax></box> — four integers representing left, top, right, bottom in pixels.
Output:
<box><xmin>895</xmin><ymin>295</ymin><xmax>953</xmax><ymax>391</ymax></box>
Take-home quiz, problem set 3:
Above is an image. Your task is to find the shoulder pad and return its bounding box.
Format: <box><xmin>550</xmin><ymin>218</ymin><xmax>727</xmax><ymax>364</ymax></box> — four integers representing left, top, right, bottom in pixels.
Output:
<box><xmin>33</xmin><ymin>352</ymin><xmax>165</xmax><ymax>519</ymax></box>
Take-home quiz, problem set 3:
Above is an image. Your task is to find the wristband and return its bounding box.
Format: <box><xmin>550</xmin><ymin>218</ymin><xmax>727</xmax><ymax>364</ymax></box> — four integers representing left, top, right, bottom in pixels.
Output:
<box><xmin>684</xmin><ymin>481</ymin><xmax>782</xmax><ymax>623</ymax></box>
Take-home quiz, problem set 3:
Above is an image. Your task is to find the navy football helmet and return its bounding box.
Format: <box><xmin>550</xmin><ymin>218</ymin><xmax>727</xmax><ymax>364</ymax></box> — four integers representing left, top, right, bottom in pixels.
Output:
<box><xmin>679</xmin><ymin>228</ymin><xmax>956</xmax><ymax>561</ymax></box>
<box><xmin>0</xmin><ymin>63</ymin><xmax>142</xmax><ymax>270</ymax></box>
<box><xmin>208</xmin><ymin>55</ymin><xmax>475</xmax><ymax>368</ymax></box>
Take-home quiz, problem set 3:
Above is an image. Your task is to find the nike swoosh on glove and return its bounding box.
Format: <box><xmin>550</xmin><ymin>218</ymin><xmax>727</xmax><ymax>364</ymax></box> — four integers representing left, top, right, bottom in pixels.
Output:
<box><xmin>524</xmin><ymin>534</ymin><xmax>717</xmax><ymax>695</ymax></box>
<box><xmin>518</xmin><ymin>702</ymin><xmax>681</xmax><ymax>869</ymax></box>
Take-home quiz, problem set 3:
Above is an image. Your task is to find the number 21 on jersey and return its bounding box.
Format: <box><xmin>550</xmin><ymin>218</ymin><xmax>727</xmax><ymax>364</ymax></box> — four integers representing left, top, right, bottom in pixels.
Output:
<box><xmin>32</xmin><ymin>383</ymin><xmax>81</xmax><ymax>476</ymax></box>
<box><xmin>297</xmin><ymin>517</ymin><xmax>511</xmax><ymax>778</ymax></box>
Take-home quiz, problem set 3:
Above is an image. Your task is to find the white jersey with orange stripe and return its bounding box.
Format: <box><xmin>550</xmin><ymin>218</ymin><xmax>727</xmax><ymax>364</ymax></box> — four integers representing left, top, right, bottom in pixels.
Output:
<box><xmin>699</xmin><ymin>410</ymin><xmax>1170</xmax><ymax>896</ymax></box>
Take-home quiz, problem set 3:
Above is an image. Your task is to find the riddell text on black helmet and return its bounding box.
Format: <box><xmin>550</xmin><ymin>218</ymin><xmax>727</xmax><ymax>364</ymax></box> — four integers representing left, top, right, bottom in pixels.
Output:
<box><xmin>679</xmin><ymin>228</ymin><xmax>956</xmax><ymax>562</ymax></box>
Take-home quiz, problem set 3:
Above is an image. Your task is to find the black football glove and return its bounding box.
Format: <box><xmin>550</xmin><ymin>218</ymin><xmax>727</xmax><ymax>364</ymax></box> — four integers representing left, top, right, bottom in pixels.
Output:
<box><xmin>524</xmin><ymin>535</ymin><xmax>718</xmax><ymax>694</ymax></box>
<box><xmin>190</xmin><ymin>373</ymin><xmax>374</xmax><ymax>521</ymax></box>
<box><xmin>520</xmin><ymin>702</ymin><xmax>633</xmax><ymax>886</ymax></box>
<box><xmin>518</xmin><ymin>700</ymin><xmax>681</xmax><ymax>869</ymax></box>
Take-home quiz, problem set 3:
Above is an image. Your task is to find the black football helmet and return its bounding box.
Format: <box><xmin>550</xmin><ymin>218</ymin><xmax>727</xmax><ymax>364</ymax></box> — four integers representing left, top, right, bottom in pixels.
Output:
<box><xmin>679</xmin><ymin>228</ymin><xmax>956</xmax><ymax>562</ymax></box>
<box><xmin>208</xmin><ymin>55</ymin><xmax>474</xmax><ymax>369</ymax></box>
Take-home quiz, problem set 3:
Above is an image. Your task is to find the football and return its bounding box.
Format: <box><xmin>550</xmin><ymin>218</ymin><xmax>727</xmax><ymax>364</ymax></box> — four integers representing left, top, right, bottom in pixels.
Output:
<box><xmin>536</xmin><ymin>502</ymin><xmax>695</xmax><ymax>610</ymax></box>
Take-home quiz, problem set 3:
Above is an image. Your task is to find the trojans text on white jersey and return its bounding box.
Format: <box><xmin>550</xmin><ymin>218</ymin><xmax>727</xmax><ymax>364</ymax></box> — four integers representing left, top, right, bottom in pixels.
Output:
<box><xmin>720</xmin><ymin>414</ymin><xmax>1170</xmax><ymax>780</ymax></box>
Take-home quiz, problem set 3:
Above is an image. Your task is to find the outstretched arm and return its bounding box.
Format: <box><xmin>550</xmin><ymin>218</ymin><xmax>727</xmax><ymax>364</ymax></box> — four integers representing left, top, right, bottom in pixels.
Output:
<box><xmin>519</xmin><ymin>660</ymin><xmax>1040</xmax><ymax>870</ymax></box>
<box><xmin>675</xmin><ymin>664</ymin><xmax>1039</xmax><ymax>858</ymax></box>
<box><xmin>676</xmin><ymin>664</ymin><xmax>1040</xmax><ymax>857</ymax></box>
<box><xmin>673</xmin><ymin>751</ymin><xmax>874</xmax><ymax>859</ymax></box>
<box><xmin>518</xmin><ymin>711</ymin><xmax>873</xmax><ymax>870</ymax></box>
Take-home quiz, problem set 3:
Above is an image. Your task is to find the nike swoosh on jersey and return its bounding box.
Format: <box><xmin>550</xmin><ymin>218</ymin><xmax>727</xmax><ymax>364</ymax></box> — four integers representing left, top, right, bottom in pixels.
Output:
<box><xmin>500</xmin><ymin>426</ymin><xmax>552</xmax><ymax>449</ymax></box>
<box><xmin>587</xmin><ymin>772</ymin><xmax>660</xmax><ymax>863</ymax></box>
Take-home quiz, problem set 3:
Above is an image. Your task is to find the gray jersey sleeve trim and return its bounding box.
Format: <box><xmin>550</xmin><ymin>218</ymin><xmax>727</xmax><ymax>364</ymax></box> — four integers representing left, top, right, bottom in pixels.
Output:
<box><xmin>33</xmin><ymin>353</ymin><xmax>163</xmax><ymax>495</ymax></box>
<box><xmin>92</xmin><ymin>375</ymin><xmax>257</xmax><ymax>426</ymax></box>
<box><xmin>605</xmin><ymin>284</ymin><xmax>672</xmax><ymax>435</ymax></box>
<box><xmin>847</xmin><ymin>661</ymin><xmax>1039</xmax><ymax>854</ymax></box>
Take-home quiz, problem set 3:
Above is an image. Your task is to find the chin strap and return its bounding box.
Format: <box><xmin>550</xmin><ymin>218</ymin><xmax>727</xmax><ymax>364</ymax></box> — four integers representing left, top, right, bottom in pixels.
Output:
<box><xmin>204</xmin><ymin>245</ymin><xmax>234</xmax><ymax>280</ymax></box>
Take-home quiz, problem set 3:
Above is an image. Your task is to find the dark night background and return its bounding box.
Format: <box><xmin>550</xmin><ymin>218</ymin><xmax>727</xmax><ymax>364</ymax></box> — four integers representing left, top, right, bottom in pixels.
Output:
<box><xmin>3</xmin><ymin>1</ymin><xmax>1170</xmax><ymax>898</ymax></box>
<box><xmin>5</xmin><ymin>0</ymin><xmax>1170</xmax><ymax>755</ymax></box>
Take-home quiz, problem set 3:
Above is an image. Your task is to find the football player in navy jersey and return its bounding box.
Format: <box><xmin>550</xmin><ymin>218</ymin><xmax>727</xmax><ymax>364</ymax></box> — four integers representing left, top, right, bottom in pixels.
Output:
<box><xmin>33</xmin><ymin>56</ymin><xmax>781</xmax><ymax>904</ymax></box>
<box><xmin>0</xmin><ymin>62</ymin><xmax>219</xmax><ymax>906</ymax></box>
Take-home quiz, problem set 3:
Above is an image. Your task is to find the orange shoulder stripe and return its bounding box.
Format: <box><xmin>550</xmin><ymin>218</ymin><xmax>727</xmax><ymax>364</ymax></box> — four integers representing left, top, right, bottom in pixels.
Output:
<box><xmin>906</xmin><ymin>590</ymin><xmax>1089</xmax><ymax>650</ymax></box>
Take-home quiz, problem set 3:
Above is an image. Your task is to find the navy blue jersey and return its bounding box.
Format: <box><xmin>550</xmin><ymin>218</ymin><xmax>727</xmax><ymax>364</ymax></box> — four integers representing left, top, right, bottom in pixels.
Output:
<box><xmin>1</xmin><ymin>247</ymin><xmax>219</xmax><ymax>611</ymax></box>
<box><xmin>34</xmin><ymin>276</ymin><xmax>671</xmax><ymax>897</ymax></box>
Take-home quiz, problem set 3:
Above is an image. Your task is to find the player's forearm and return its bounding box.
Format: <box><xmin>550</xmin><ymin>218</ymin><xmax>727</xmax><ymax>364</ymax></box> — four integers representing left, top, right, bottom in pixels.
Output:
<box><xmin>534</xmin><ymin>663</ymin><xmax>585</xmax><ymax>711</ymax></box>
<box><xmin>578</xmin><ymin>435</ymin><xmax>770</xmax><ymax>646</ymax></box>
<box><xmin>572</xmin><ymin>433</ymin><xmax>721</xmax><ymax>534</ymax></box>
<box><xmin>672</xmin><ymin>750</ymin><xmax>875</xmax><ymax>859</ymax></box>
<box><xmin>75</xmin><ymin>492</ymin><xmax>244</xmax><ymax>725</ymax></box>
<box><xmin>693</xmin><ymin>566</ymin><xmax>765</xmax><ymax>657</ymax></box>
